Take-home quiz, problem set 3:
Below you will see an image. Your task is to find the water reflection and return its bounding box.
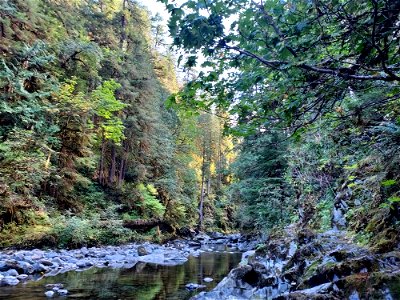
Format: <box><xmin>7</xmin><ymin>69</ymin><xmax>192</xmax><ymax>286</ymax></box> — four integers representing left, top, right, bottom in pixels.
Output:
<box><xmin>0</xmin><ymin>247</ymin><xmax>241</xmax><ymax>300</ymax></box>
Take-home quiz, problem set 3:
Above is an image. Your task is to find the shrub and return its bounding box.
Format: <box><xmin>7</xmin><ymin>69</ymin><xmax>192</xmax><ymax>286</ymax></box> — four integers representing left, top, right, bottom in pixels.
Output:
<box><xmin>137</xmin><ymin>183</ymin><xmax>166</xmax><ymax>218</ymax></box>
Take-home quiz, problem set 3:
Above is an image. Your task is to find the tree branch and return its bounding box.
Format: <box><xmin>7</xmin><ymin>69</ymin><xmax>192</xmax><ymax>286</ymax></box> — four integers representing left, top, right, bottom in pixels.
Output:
<box><xmin>221</xmin><ymin>43</ymin><xmax>399</xmax><ymax>82</ymax></box>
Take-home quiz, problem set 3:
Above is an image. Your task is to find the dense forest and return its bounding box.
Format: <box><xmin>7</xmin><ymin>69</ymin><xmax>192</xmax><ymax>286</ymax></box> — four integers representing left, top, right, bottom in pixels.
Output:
<box><xmin>0</xmin><ymin>0</ymin><xmax>234</xmax><ymax>247</ymax></box>
<box><xmin>0</xmin><ymin>0</ymin><xmax>399</xmax><ymax>257</ymax></box>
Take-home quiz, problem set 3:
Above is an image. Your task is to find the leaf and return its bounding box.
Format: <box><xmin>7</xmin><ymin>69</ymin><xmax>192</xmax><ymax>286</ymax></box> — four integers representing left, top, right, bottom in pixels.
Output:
<box><xmin>381</xmin><ymin>179</ymin><xmax>396</xmax><ymax>187</ymax></box>
<box><xmin>388</xmin><ymin>196</ymin><xmax>400</xmax><ymax>204</ymax></box>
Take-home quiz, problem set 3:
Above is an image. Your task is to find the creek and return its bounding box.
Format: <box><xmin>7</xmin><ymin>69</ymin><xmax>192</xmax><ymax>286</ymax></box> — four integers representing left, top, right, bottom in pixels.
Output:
<box><xmin>0</xmin><ymin>244</ymin><xmax>242</xmax><ymax>300</ymax></box>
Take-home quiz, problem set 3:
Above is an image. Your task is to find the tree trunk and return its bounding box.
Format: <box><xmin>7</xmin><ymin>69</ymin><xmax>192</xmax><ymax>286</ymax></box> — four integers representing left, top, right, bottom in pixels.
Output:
<box><xmin>118</xmin><ymin>158</ymin><xmax>125</xmax><ymax>187</ymax></box>
<box><xmin>199</xmin><ymin>138</ymin><xmax>206</xmax><ymax>231</ymax></box>
<box><xmin>108</xmin><ymin>143</ymin><xmax>116</xmax><ymax>185</ymax></box>
<box><xmin>217</xmin><ymin>128</ymin><xmax>223</xmax><ymax>192</ymax></box>
<box><xmin>99</xmin><ymin>135</ymin><xmax>105</xmax><ymax>185</ymax></box>
<box><xmin>120</xmin><ymin>0</ymin><xmax>127</xmax><ymax>51</ymax></box>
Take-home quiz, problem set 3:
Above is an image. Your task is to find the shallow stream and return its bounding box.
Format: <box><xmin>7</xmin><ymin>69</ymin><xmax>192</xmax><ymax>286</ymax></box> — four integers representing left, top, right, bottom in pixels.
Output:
<box><xmin>0</xmin><ymin>245</ymin><xmax>241</xmax><ymax>300</ymax></box>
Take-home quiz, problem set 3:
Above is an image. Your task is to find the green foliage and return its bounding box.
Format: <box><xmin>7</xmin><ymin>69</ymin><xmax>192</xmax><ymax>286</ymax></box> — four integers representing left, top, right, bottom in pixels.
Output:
<box><xmin>51</xmin><ymin>213</ymin><xmax>136</xmax><ymax>248</ymax></box>
<box><xmin>0</xmin><ymin>0</ymin><xmax>210</xmax><ymax>246</ymax></box>
<box><xmin>381</xmin><ymin>180</ymin><xmax>397</xmax><ymax>187</ymax></box>
<box><xmin>137</xmin><ymin>183</ymin><xmax>166</xmax><ymax>218</ymax></box>
<box><xmin>92</xmin><ymin>80</ymin><xmax>126</xmax><ymax>143</ymax></box>
<box><xmin>315</xmin><ymin>195</ymin><xmax>334</xmax><ymax>232</ymax></box>
<box><xmin>52</xmin><ymin>215</ymin><xmax>101</xmax><ymax>248</ymax></box>
<box><xmin>230</xmin><ymin>132</ymin><xmax>294</xmax><ymax>230</ymax></box>
<box><xmin>163</xmin><ymin>0</ymin><xmax>400</xmax><ymax>134</ymax></box>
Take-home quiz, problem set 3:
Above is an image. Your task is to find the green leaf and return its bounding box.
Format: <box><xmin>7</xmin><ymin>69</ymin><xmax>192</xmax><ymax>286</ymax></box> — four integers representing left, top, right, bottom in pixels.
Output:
<box><xmin>381</xmin><ymin>179</ymin><xmax>396</xmax><ymax>187</ymax></box>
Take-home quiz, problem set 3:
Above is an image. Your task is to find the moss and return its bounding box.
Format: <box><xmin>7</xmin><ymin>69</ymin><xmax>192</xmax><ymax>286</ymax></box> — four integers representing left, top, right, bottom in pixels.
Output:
<box><xmin>370</xmin><ymin>228</ymin><xmax>399</xmax><ymax>253</ymax></box>
<box><xmin>340</xmin><ymin>272</ymin><xmax>400</xmax><ymax>299</ymax></box>
<box><xmin>0</xmin><ymin>223</ymin><xmax>54</xmax><ymax>249</ymax></box>
<box><xmin>303</xmin><ymin>259</ymin><xmax>322</xmax><ymax>280</ymax></box>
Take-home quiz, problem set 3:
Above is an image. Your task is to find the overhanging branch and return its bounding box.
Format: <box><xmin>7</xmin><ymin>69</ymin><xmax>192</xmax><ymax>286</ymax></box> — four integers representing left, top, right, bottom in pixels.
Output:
<box><xmin>221</xmin><ymin>43</ymin><xmax>399</xmax><ymax>82</ymax></box>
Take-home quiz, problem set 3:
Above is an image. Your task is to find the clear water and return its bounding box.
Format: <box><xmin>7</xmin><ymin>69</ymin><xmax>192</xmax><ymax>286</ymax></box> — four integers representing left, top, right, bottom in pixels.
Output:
<box><xmin>0</xmin><ymin>246</ymin><xmax>242</xmax><ymax>300</ymax></box>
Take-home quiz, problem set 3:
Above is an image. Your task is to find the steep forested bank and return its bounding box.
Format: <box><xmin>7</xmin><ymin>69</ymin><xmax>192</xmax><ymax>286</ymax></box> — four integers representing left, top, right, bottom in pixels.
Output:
<box><xmin>0</xmin><ymin>0</ymin><xmax>235</xmax><ymax>248</ymax></box>
<box><xmin>162</xmin><ymin>0</ymin><xmax>400</xmax><ymax>252</ymax></box>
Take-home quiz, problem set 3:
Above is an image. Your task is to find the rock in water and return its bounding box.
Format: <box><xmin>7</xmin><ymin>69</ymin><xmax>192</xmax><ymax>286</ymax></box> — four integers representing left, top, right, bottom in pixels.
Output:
<box><xmin>1</xmin><ymin>276</ymin><xmax>19</xmax><ymax>286</ymax></box>
<box><xmin>58</xmin><ymin>289</ymin><xmax>68</xmax><ymax>295</ymax></box>
<box><xmin>203</xmin><ymin>277</ymin><xmax>213</xmax><ymax>283</ymax></box>
<box><xmin>45</xmin><ymin>283</ymin><xmax>64</xmax><ymax>289</ymax></box>
<box><xmin>45</xmin><ymin>291</ymin><xmax>54</xmax><ymax>297</ymax></box>
<box><xmin>16</xmin><ymin>274</ymin><xmax>28</xmax><ymax>280</ymax></box>
<box><xmin>186</xmin><ymin>283</ymin><xmax>206</xmax><ymax>290</ymax></box>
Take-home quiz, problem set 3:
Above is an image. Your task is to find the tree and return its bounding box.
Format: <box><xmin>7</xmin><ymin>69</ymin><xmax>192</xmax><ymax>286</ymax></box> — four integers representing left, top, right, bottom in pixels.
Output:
<box><xmin>230</xmin><ymin>131</ymin><xmax>293</xmax><ymax>230</ymax></box>
<box><xmin>160</xmin><ymin>0</ymin><xmax>400</xmax><ymax>133</ymax></box>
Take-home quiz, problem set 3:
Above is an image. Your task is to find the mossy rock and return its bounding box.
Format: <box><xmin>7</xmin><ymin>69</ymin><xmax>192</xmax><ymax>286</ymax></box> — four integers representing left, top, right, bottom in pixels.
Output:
<box><xmin>297</xmin><ymin>228</ymin><xmax>316</xmax><ymax>244</ymax></box>
<box><xmin>275</xmin><ymin>293</ymin><xmax>338</xmax><ymax>300</ymax></box>
<box><xmin>370</xmin><ymin>228</ymin><xmax>399</xmax><ymax>253</ymax></box>
<box><xmin>299</xmin><ymin>256</ymin><xmax>378</xmax><ymax>289</ymax></box>
<box><xmin>338</xmin><ymin>271</ymin><xmax>400</xmax><ymax>299</ymax></box>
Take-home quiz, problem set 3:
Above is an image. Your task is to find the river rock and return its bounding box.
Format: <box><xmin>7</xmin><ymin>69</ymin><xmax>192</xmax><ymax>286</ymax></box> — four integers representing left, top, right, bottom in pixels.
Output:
<box><xmin>45</xmin><ymin>291</ymin><xmax>55</xmax><ymax>297</ymax></box>
<box><xmin>6</xmin><ymin>269</ymin><xmax>19</xmax><ymax>276</ymax></box>
<box><xmin>203</xmin><ymin>277</ymin><xmax>213</xmax><ymax>282</ymax></box>
<box><xmin>208</xmin><ymin>232</ymin><xmax>224</xmax><ymax>239</ymax></box>
<box><xmin>186</xmin><ymin>283</ymin><xmax>206</xmax><ymax>290</ymax></box>
<box><xmin>81</xmin><ymin>247</ymin><xmax>89</xmax><ymax>256</ymax></box>
<box><xmin>17</xmin><ymin>261</ymin><xmax>33</xmax><ymax>274</ymax></box>
<box><xmin>40</xmin><ymin>259</ymin><xmax>54</xmax><ymax>267</ymax></box>
<box><xmin>58</xmin><ymin>289</ymin><xmax>68</xmax><ymax>295</ymax></box>
<box><xmin>44</xmin><ymin>251</ymin><xmax>58</xmax><ymax>259</ymax></box>
<box><xmin>76</xmin><ymin>260</ymin><xmax>87</xmax><ymax>268</ymax></box>
<box><xmin>194</xmin><ymin>233</ymin><xmax>211</xmax><ymax>243</ymax></box>
<box><xmin>137</xmin><ymin>246</ymin><xmax>148</xmax><ymax>256</ymax></box>
<box><xmin>240</xmin><ymin>250</ymin><xmax>256</xmax><ymax>265</ymax></box>
<box><xmin>31</xmin><ymin>250</ymin><xmax>45</xmax><ymax>260</ymax></box>
<box><xmin>1</xmin><ymin>276</ymin><xmax>19</xmax><ymax>286</ymax></box>
<box><xmin>17</xmin><ymin>274</ymin><xmax>28</xmax><ymax>280</ymax></box>
<box><xmin>0</xmin><ymin>261</ymin><xmax>8</xmax><ymax>272</ymax></box>
<box><xmin>46</xmin><ymin>283</ymin><xmax>64</xmax><ymax>289</ymax></box>
<box><xmin>105</xmin><ymin>254</ymin><xmax>126</xmax><ymax>262</ymax></box>
<box><xmin>227</xmin><ymin>233</ymin><xmax>241</xmax><ymax>243</ymax></box>
<box><xmin>32</xmin><ymin>263</ymin><xmax>48</xmax><ymax>273</ymax></box>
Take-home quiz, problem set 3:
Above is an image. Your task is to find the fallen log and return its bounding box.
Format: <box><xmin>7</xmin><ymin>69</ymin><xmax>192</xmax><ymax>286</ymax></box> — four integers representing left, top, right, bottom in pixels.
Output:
<box><xmin>122</xmin><ymin>218</ymin><xmax>174</xmax><ymax>233</ymax></box>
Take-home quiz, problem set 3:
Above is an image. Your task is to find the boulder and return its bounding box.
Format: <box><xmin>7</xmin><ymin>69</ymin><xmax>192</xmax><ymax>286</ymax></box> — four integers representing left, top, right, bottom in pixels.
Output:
<box><xmin>1</xmin><ymin>276</ymin><xmax>19</xmax><ymax>286</ymax></box>
<box><xmin>45</xmin><ymin>291</ymin><xmax>55</xmax><ymax>297</ymax></box>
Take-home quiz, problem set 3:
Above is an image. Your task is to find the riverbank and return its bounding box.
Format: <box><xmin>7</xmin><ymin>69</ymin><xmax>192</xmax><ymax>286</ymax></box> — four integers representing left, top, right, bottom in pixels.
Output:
<box><xmin>0</xmin><ymin>233</ymin><xmax>256</xmax><ymax>290</ymax></box>
<box><xmin>193</xmin><ymin>226</ymin><xmax>400</xmax><ymax>299</ymax></box>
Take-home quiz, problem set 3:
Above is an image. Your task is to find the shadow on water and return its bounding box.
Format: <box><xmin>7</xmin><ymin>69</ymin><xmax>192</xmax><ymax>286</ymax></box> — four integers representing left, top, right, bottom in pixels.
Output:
<box><xmin>0</xmin><ymin>246</ymin><xmax>242</xmax><ymax>300</ymax></box>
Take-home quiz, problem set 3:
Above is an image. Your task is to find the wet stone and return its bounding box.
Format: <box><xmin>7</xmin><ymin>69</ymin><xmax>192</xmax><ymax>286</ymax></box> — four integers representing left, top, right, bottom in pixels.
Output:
<box><xmin>185</xmin><ymin>283</ymin><xmax>206</xmax><ymax>290</ymax></box>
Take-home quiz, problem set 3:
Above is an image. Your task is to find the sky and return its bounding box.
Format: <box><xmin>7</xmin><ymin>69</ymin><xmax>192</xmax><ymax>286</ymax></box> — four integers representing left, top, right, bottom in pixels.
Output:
<box><xmin>138</xmin><ymin>0</ymin><xmax>171</xmax><ymax>24</ymax></box>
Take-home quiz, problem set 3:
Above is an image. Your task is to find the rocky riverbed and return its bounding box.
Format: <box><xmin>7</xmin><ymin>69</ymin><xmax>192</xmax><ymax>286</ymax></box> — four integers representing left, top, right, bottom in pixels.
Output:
<box><xmin>192</xmin><ymin>226</ymin><xmax>400</xmax><ymax>300</ymax></box>
<box><xmin>0</xmin><ymin>232</ymin><xmax>257</xmax><ymax>292</ymax></box>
